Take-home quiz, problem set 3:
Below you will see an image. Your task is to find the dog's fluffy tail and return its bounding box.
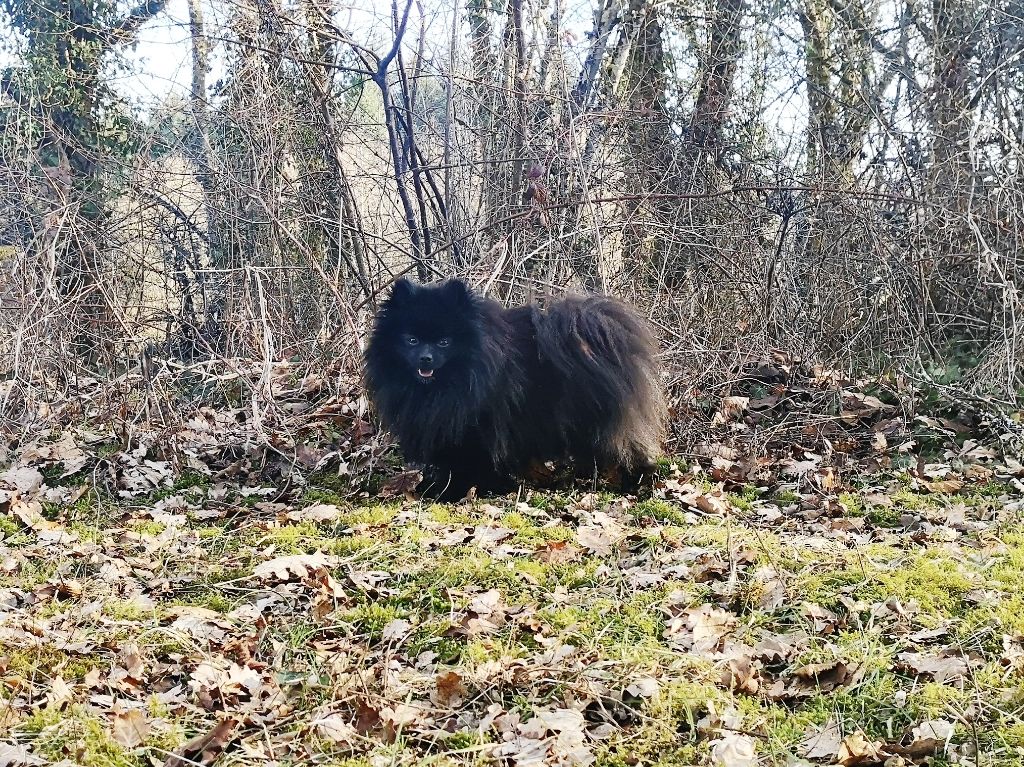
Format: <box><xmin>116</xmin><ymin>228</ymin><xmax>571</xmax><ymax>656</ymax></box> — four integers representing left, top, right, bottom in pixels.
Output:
<box><xmin>533</xmin><ymin>295</ymin><xmax>666</xmax><ymax>469</ymax></box>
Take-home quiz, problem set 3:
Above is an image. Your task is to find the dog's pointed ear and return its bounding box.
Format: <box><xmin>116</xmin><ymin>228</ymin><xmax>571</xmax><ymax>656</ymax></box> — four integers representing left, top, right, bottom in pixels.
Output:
<box><xmin>442</xmin><ymin>279</ymin><xmax>473</xmax><ymax>306</ymax></box>
<box><xmin>389</xmin><ymin>277</ymin><xmax>416</xmax><ymax>302</ymax></box>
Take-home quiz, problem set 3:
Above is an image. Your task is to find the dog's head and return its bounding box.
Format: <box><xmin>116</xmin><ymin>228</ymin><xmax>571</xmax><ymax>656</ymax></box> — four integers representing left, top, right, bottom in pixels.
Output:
<box><xmin>370</xmin><ymin>278</ymin><xmax>481</xmax><ymax>385</ymax></box>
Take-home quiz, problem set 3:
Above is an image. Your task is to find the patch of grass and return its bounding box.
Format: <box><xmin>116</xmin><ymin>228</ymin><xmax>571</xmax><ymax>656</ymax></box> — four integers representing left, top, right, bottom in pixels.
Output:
<box><xmin>10</xmin><ymin>447</ymin><xmax>1024</xmax><ymax>766</ymax></box>
<box><xmin>907</xmin><ymin>681</ymin><xmax>972</xmax><ymax>719</ymax></box>
<box><xmin>173</xmin><ymin>470</ymin><xmax>210</xmax><ymax>491</ymax></box>
<box><xmin>801</xmin><ymin>672</ymin><xmax>913</xmax><ymax>740</ymax></box>
<box><xmin>96</xmin><ymin>441</ymin><xmax>122</xmax><ymax>459</ymax></box>
<box><xmin>417</xmin><ymin>551</ymin><xmax>537</xmax><ymax>598</ymax></box>
<box><xmin>534</xmin><ymin>591</ymin><xmax>668</xmax><ymax>653</ymax></box>
<box><xmin>201</xmin><ymin>563</ymin><xmax>252</xmax><ymax>586</ymax></box>
<box><xmin>0</xmin><ymin>558</ymin><xmax>58</xmax><ymax>588</ymax></box>
<box><xmin>524</xmin><ymin>492</ymin><xmax>572</xmax><ymax>513</ymax></box>
<box><xmin>176</xmin><ymin>590</ymin><xmax>234</xmax><ymax>613</ymax></box>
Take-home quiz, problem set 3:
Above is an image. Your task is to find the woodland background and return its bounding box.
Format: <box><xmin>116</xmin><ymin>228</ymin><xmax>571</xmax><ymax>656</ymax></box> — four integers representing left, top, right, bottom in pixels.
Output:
<box><xmin>5</xmin><ymin>3</ymin><xmax>1024</xmax><ymax>766</ymax></box>
<box><xmin>1</xmin><ymin>0</ymin><xmax>1022</xmax><ymax>432</ymax></box>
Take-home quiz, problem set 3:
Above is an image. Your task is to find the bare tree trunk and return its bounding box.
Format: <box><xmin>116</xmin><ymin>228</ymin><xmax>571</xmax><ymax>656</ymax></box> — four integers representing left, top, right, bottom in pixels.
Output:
<box><xmin>926</xmin><ymin>0</ymin><xmax>977</xmax><ymax>201</ymax></box>
<box><xmin>691</xmin><ymin>0</ymin><xmax>747</xmax><ymax>146</ymax></box>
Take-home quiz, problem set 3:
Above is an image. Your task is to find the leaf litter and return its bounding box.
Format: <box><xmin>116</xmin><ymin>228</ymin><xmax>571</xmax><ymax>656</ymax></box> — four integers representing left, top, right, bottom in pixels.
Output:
<box><xmin>1</xmin><ymin>364</ymin><xmax>1024</xmax><ymax>765</ymax></box>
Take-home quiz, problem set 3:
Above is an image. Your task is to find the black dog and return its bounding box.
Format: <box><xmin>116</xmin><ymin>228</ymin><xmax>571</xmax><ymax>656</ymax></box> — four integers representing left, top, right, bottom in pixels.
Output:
<box><xmin>364</xmin><ymin>278</ymin><xmax>666</xmax><ymax>498</ymax></box>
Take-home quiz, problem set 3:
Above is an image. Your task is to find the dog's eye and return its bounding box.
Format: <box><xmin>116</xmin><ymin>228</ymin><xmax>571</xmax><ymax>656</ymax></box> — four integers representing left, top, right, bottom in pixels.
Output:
<box><xmin>405</xmin><ymin>336</ymin><xmax>419</xmax><ymax>346</ymax></box>
<box><xmin>437</xmin><ymin>337</ymin><xmax>451</xmax><ymax>348</ymax></box>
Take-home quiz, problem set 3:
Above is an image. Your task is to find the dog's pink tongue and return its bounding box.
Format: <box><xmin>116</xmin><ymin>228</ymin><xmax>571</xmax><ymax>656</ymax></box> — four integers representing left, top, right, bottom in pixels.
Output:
<box><xmin>418</xmin><ymin>369</ymin><xmax>434</xmax><ymax>378</ymax></box>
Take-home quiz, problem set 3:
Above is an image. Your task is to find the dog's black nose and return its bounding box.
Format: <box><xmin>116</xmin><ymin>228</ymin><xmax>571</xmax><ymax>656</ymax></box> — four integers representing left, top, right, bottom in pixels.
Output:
<box><xmin>419</xmin><ymin>353</ymin><xmax>433</xmax><ymax>366</ymax></box>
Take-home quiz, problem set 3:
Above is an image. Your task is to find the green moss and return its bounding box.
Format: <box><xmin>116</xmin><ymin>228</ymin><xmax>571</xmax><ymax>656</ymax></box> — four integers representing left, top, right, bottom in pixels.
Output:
<box><xmin>22</xmin><ymin>707</ymin><xmax>140</xmax><ymax>767</ymax></box>
<box><xmin>301</xmin><ymin>486</ymin><xmax>349</xmax><ymax>507</ymax></box>
<box><xmin>839</xmin><ymin>492</ymin><xmax>865</xmax><ymax>516</ymax></box>
<box><xmin>418</xmin><ymin>552</ymin><xmax>535</xmax><ymax>598</ymax></box>
<box><xmin>428</xmin><ymin>505</ymin><xmax>478</xmax><ymax>526</ymax></box>
<box><xmin>0</xmin><ymin>514</ymin><xmax>22</xmax><ymax>537</ymax></box>
<box><xmin>632</xmin><ymin>499</ymin><xmax>690</xmax><ymax>525</ymax></box>
<box><xmin>196</xmin><ymin>525</ymin><xmax>227</xmax><ymax>540</ymax></box>
<box><xmin>173</xmin><ymin>471</ymin><xmax>210</xmax><ymax>491</ymax></box>
<box><xmin>546</xmin><ymin>559</ymin><xmax>601</xmax><ymax>589</ymax></box>
<box><xmin>729</xmin><ymin>485</ymin><xmax>760</xmax><ymax>510</ymax></box>
<box><xmin>338</xmin><ymin>602</ymin><xmax>403</xmax><ymax>641</ymax></box>
<box><xmin>797</xmin><ymin>546</ymin><xmax>976</xmax><ymax>618</ymax></box>
<box><xmin>992</xmin><ymin>723</ymin><xmax>1024</xmax><ymax>748</ymax></box>
<box><xmin>908</xmin><ymin>681</ymin><xmax>972</xmax><ymax>720</ymax></box>
<box><xmin>324</xmin><ymin>534</ymin><xmax>379</xmax><ymax>556</ymax></box>
<box><xmin>6</xmin><ymin>649</ymin><xmax>101</xmax><ymax>681</ymax></box>
<box><xmin>534</xmin><ymin>591</ymin><xmax>667</xmax><ymax>653</ymax></box>
<box><xmin>104</xmin><ymin>598</ymin><xmax>156</xmax><ymax>622</ymax></box>
<box><xmin>345</xmin><ymin>504</ymin><xmax>399</xmax><ymax>527</ymax></box>
<box><xmin>891</xmin><ymin>489</ymin><xmax>938</xmax><ymax>511</ymax></box>
<box><xmin>866</xmin><ymin>505</ymin><xmax>903</xmax><ymax>527</ymax></box>
<box><xmin>257</xmin><ymin>522</ymin><xmax>326</xmax><ymax>553</ymax></box>
<box><xmin>774</xmin><ymin>489</ymin><xmax>801</xmax><ymax>504</ymax></box>
<box><xmin>501</xmin><ymin>511</ymin><xmax>573</xmax><ymax>544</ymax></box>
<box><xmin>129</xmin><ymin>520</ymin><xmax>167</xmax><ymax>536</ymax></box>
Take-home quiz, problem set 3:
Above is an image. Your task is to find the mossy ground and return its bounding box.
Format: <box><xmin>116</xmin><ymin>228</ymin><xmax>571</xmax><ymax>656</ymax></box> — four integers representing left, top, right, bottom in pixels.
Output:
<box><xmin>2</xmin><ymin>467</ymin><xmax>1024</xmax><ymax>766</ymax></box>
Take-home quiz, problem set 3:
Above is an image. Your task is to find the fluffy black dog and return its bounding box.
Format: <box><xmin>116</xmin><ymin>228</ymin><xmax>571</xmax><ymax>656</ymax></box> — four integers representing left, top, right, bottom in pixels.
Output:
<box><xmin>364</xmin><ymin>278</ymin><xmax>666</xmax><ymax>498</ymax></box>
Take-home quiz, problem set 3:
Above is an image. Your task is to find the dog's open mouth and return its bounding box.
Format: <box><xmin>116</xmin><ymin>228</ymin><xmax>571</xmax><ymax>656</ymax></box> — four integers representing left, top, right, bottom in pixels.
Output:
<box><xmin>417</xmin><ymin>369</ymin><xmax>434</xmax><ymax>379</ymax></box>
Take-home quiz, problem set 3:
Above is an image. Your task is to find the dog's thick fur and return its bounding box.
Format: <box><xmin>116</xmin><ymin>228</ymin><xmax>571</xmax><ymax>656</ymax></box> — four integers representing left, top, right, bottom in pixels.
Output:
<box><xmin>364</xmin><ymin>278</ymin><xmax>666</xmax><ymax>498</ymax></box>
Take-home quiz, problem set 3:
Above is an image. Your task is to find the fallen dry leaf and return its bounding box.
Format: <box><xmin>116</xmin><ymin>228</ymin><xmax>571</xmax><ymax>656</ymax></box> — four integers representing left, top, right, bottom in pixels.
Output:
<box><xmin>311</xmin><ymin>712</ymin><xmax>358</xmax><ymax>744</ymax></box>
<box><xmin>252</xmin><ymin>552</ymin><xmax>337</xmax><ymax>582</ymax></box>
<box><xmin>897</xmin><ymin>650</ymin><xmax>969</xmax><ymax>683</ymax></box>
<box><xmin>535</xmin><ymin>540</ymin><xmax>580</xmax><ymax>564</ymax></box>
<box><xmin>710</xmin><ymin>732</ymin><xmax>757</xmax><ymax>766</ymax></box>
<box><xmin>381</xmin><ymin>618</ymin><xmax>412</xmax><ymax>642</ymax></box>
<box><xmin>577</xmin><ymin>524</ymin><xmax>618</xmax><ymax>555</ymax></box>
<box><xmin>111</xmin><ymin>706</ymin><xmax>150</xmax><ymax>749</ymax></box>
<box><xmin>287</xmin><ymin>503</ymin><xmax>344</xmax><ymax>522</ymax></box>
<box><xmin>163</xmin><ymin>717</ymin><xmax>239</xmax><ymax>767</ymax></box>
<box><xmin>837</xmin><ymin>730</ymin><xmax>888</xmax><ymax>765</ymax></box>
<box><xmin>720</xmin><ymin>656</ymin><xmax>759</xmax><ymax>694</ymax></box>
<box><xmin>799</xmin><ymin>719</ymin><xmax>842</xmax><ymax>760</ymax></box>
<box><xmin>432</xmin><ymin>671</ymin><xmax>467</xmax><ymax>707</ymax></box>
<box><xmin>892</xmin><ymin>718</ymin><xmax>954</xmax><ymax>758</ymax></box>
<box><xmin>378</xmin><ymin>469</ymin><xmax>422</xmax><ymax>498</ymax></box>
<box><xmin>2</xmin><ymin>466</ymin><xmax>44</xmax><ymax>493</ymax></box>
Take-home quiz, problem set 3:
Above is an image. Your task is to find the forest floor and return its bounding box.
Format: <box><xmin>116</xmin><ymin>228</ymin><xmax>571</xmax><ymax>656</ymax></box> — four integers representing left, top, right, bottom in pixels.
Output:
<box><xmin>2</xmin><ymin>364</ymin><xmax>1024</xmax><ymax>767</ymax></box>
